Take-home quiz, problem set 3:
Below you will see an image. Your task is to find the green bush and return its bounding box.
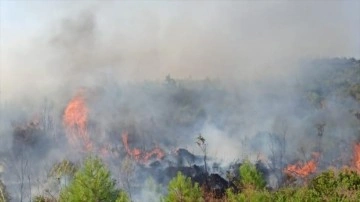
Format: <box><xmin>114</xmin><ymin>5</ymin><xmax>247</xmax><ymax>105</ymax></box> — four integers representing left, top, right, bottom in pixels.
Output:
<box><xmin>115</xmin><ymin>191</ymin><xmax>130</xmax><ymax>202</ymax></box>
<box><xmin>337</xmin><ymin>169</ymin><xmax>360</xmax><ymax>190</ymax></box>
<box><xmin>239</xmin><ymin>160</ymin><xmax>266</xmax><ymax>190</ymax></box>
<box><xmin>226</xmin><ymin>188</ymin><xmax>271</xmax><ymax>202</ymax></box>
<box><xmin>310</xmin><ymin>169</ymin><xmax>338</xmax><ymax>196</ymax></box>
<box><xmin>226</xmin><ymin>167</ymin><xmax>360</xmax><ymax>202</ymax></box>
<box><xmin>273</xmin><ymin>187</ymin><xmax>319</xmax><ymax>202</ymax></box>
<box><xmin>162</xmin><ymin>172</ymin><xmax>203</xmax><ymax>202</ymax></box>
<box><xmin>225</xmin><ymin>160</ymin><xmax>268</xmax><ymax>201</ymax></box>
<box><xmin>59</xmin><ymin>156</ymin><xmax>121</xmax><ymax>202</ymax></box>
<box><xmin>310</xmin><ymin>168</ymin><xmax>360</xmax><ymax>201</ymax></box>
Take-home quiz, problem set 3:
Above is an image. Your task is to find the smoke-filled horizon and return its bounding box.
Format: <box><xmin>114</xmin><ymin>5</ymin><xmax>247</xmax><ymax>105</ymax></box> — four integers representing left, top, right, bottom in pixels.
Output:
<box><xmin>1</xmin><ymin>1</ymin><xmax>359</xmax><ymax>101</ymax></box>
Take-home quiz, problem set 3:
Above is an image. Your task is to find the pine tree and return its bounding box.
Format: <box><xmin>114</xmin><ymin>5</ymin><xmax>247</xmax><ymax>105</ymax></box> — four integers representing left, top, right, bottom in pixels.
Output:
<box><xmin>162</xmin><ymin>172</ymin><xmax>203</xmax><ymax>202</ymax></box>
<box><xmin>239</xmin><ymin>160</ymin><xmax>266</xmax><ymax>190</ymax></box>
<box><xmin>59</xmin><ymin>156</ymin><xmax>119</xmax><ymax>202</ymax></box>
<box><xmin>115</xmin><ymin>191</ymin><xmax>130</xmax><ymax>202</ymax></box>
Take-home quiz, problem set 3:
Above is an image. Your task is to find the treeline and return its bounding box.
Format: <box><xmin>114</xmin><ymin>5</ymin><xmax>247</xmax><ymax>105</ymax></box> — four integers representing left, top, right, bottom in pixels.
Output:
<box><xmin>2</xmin><ymin>156</ymin><xmax>358</xmax><ymax>202</ymax></box>
<box><xmin>301</xmin><ymin>58</ymin><xmax>360</xmax><ymax>106</ymax></box>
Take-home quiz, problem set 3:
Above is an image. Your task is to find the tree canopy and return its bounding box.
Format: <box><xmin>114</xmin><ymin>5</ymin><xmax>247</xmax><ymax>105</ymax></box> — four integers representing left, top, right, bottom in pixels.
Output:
<box><xmin>59</xmin><ymin>156</ymin><xmax>127</xmax><ymax>202</ymax></box>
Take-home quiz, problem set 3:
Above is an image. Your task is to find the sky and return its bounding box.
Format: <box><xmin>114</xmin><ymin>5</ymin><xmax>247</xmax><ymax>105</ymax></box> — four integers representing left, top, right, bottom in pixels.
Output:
<box><xmin>1</xmin><ymin>1</ymin><xmax>359</xmax><ymax>54</ymax></box>
<box><xmin>0</xmin><ymin>0</ymin><xmax>359</xmax><ymax>100</ymax></box>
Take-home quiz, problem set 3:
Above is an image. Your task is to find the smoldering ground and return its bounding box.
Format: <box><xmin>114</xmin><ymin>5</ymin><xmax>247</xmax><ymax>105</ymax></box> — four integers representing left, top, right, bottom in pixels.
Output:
<box><xmin>0</xmin><ymin>1</ymin><xmax>359</xmax><ymax>201</ymax></box>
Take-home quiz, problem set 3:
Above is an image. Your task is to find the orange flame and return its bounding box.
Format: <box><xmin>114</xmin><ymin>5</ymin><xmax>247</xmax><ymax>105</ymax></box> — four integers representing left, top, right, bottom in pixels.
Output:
<box><xmin>353</xmin><ymin>143</ymin><xmax>360</xmax><ymax>172</ymax></box>
<box><xmin>121</xmin><ymin>131</ymin><xmax>165</xmax><ymax>163</ymax></box>
<box><xmin>284</xmin><ymin>152</ymin><xmax>319</xmax><ymax>178</ymax></box>
<box><xmin>63</xmin><ymin>93</ymin><xmax>93</xmax><ymax>151</ymax></box>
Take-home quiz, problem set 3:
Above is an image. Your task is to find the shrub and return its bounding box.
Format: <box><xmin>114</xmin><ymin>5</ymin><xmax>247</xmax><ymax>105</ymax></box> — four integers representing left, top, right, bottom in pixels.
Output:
<box><xmin>115</xmin><ymin>191</ymin><xmax>130</xmax><ymax>202</ymax></box>
<box><xmin>337</xmin><ymin>169</ymin><xmax>360</xmax><ymax>190</ymax></box>
<box><xmin>310</xmin><ymin>168</ymin><xmax>360</xmax><ymax>200</ymax></box>
<box><xmin>239</xmin><ymin>160</ymin><xmax>266</xmax><ymax>190</ymax></box>
<box><xmin>273</xmin><ymin>187</ymin><xmax>319</xmax><ymax>202</ymax></box>
<box><xmin>162</xmin><ymin>172</ymin><xmax>203</xmax><ymax>202</ymax></box>
<box><xmin>226</xmin><ymin>188</ymin><xmax>271</xmax><ymax>202</ymax></box>
<box><xmin>59</xmin><ymin>156</ymin><xmax>120</xmax><ymax>202</ymax></box>
<box><xmin>310</xmin><ymin>169</ymin><xmax>338</xmax><ymax>196</ymax></box>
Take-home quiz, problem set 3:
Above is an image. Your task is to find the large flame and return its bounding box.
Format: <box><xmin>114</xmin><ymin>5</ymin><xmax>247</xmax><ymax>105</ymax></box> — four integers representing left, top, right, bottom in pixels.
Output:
<box><xmin>63</xmin><ymin>93</ymin><xmax>93</xmax><ymax>151</ymax></box>
<box><xmin>121</xmin><ymin>131</ymin><xmax>165</xmax><ymax>163</ymax></box>
<box><xmin>353</xmin><ymin>143</ymin><xmax>360</xmax><ymax>172</ymax></box>
<box><xmin>284</xmin><ymin>152</ymin><xmax>319</xmax><ymax>178</ymax></box>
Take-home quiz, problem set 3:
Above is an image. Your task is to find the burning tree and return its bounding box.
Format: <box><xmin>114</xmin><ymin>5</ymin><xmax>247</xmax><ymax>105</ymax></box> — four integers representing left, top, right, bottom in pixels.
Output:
<box><xmin>63</xmin><ymin>92</ymin><xmax>93</xmax><ymax>151</ymax></box>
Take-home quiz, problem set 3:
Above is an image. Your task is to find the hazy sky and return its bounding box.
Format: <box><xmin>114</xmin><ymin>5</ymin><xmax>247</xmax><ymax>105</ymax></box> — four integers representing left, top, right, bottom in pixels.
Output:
<box><xmin>1</xmin><ymin>1</ymin><xmax>359</xmax><ymax>53</ymax></box>
<box><xmin>0</xmin><ymin>0</ymin><xmax>359</xmax><ymax>100</ymax></box>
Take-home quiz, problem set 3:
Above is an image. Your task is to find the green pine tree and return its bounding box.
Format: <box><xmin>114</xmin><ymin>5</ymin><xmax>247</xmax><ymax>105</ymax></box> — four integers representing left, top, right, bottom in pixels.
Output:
<box><xmin>239</xmin><ymin>160</ymin><xmax>266</xmax><ymax>190</ymax></box>
<box><xmin>115</xmin><ymin>191</ymin><xmax>130</xmax><ymax>202</ymax></box>
<box><xmin>162</xmin><ymin>172</ymin><xmax>203</xmax><ymax>202</ymax></box>
<box><xmin>59</xmin><ymin>156</ymin><xmax>120</xmax><ymax>202</ymax></box>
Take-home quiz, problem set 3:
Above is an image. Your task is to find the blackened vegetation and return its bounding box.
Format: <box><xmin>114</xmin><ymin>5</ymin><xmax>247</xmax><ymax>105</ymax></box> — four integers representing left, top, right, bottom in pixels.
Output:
<box><xmin>147</xmin><ymin>149</ymin><xmax>269</xmax><ymax>198</ymax></box>
<box><xmin>130</xmin><ymin>148</ymin><xmax>240</xmax><ymax>198</ymax></box>
<box><xmin>161</xmin><ymin>163</ymin><xmax>234</xmax><ymax>198</ymax></box>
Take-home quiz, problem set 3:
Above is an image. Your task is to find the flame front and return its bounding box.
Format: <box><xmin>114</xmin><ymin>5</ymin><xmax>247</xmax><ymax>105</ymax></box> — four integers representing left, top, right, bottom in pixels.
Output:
<box><xmin>284</xmin><ymin>160</ymin><xmax>317</xmax><ymax>177</ymax></box>
<box><xmin>353</xmin><ymin>143</ymin><xmax>360</xmax><ymax>172</ymax></box>
<box><xmin>121</xmin><ymin>131</ymin><xmax>165</xmax><ymax>163</ymax></box>
<box><xmin>284</xmin><ymin>152</ymin><xmax>319</xmax><ymax>178</ymax></box>
<box><xmin>63</xmin><ymin>93</ymin><xmax>92</xmax><ymax>151</ymax></box>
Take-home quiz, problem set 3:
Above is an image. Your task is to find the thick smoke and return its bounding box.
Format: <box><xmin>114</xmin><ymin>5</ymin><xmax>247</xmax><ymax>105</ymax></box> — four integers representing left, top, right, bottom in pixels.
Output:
<box><xmin>1</xmin><ymin>1</ymin><xmax>359</xmax><ymax>98</ymax></box>
<box><xmin>0</xmin><ymin>1</ymin><xmax>360</xmax><ymax>201</ymax></box>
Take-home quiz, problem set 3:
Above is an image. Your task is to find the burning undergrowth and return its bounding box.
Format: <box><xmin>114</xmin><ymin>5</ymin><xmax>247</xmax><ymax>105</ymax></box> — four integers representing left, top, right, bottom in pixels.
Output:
<box><xmin>0</xmin><ymin>58</ymin><xmax>359</xmax><ymax>201</ymax></box>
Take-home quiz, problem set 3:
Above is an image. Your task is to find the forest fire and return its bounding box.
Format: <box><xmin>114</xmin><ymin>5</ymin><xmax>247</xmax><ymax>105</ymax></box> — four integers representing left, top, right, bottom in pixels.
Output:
<box><xmin>121</xmin><ymin>131</ymin><xmax>165</xmax><ymax>164</ymax></box>
<box><xmin>284</xmin><ymin>152</ymin><xmax>319</xmax><ymax>178</ymax></box>
<box><xmin>353</xmin><ymin>143</ymin><xmax>360</xmax><ymax>172</ymax></box>
<box><xmin>63</xmin><ymin>93</ymin><xmax>93</xmax><ymax>151</ymax></box>
<box><xmin>2</xmin><ymin>0</ymin><xmax>359</xmax><ymax>200</ymax></box>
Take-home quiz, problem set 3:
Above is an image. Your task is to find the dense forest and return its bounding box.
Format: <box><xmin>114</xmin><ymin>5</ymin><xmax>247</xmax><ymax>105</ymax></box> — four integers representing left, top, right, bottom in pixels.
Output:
<box><xmin>1</xmin><ymin>58</ymin><xmax>360</xmax><ymax>201</ymax></box>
